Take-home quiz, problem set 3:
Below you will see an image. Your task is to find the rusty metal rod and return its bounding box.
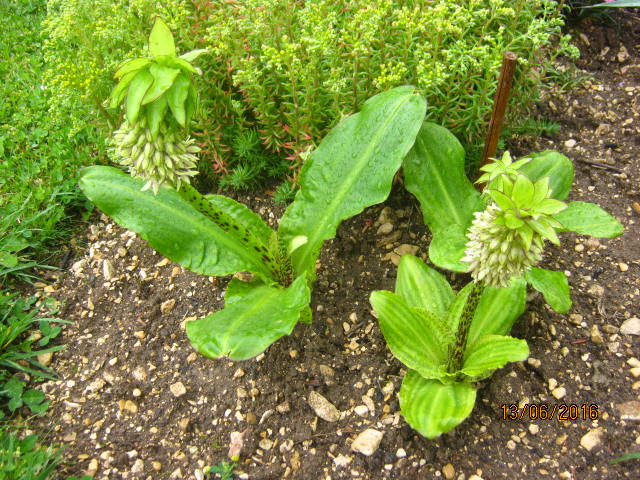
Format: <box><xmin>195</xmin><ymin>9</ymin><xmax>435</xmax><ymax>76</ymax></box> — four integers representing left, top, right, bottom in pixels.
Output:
<box><xmin>476</xmin><ymin>51</ymin><xmax>518</xmax><ymax>191</ymax></box>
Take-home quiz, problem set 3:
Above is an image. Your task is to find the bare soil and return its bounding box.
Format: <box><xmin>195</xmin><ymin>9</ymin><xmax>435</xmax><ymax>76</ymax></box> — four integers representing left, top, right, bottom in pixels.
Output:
<box><xmin>31</xmin><ymin>13</ymin><xmax>640</xmax><ymax>480</ymax></box>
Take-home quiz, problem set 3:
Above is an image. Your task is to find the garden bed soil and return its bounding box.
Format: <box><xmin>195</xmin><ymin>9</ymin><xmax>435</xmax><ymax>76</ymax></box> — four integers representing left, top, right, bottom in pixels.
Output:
<box><xmin>33</xmin><ymin>14</ymin><xmax>639</xmax><ymax>480</ymax></box>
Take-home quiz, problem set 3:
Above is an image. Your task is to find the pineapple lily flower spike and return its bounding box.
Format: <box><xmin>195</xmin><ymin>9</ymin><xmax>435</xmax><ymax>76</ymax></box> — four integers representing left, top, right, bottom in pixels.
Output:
<box><xmin>108</xmin><ymin>17</ymin><xmax>207</xmax><ymax>194</ymax></box>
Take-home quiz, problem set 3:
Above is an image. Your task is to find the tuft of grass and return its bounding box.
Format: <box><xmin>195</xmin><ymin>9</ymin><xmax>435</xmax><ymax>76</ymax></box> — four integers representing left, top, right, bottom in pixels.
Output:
<box><xmin>0</xmin><ymin>422</ymin><xmax>93</xmax><ymax>480</ymax></box>
<box><xmin>0</xmin><ymin>292</ymin><xmax>67</xmax><ymax>418</ymax></box>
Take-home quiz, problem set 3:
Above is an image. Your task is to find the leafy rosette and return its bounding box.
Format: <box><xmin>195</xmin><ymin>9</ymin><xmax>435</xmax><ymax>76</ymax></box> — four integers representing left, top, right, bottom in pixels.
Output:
<box><xmin>404</xmin><ymin>123</ymin><xmax>624</xmax><ymax>313</ymax></box>
<box><xmin>370</xmin><ymin>255</ymin><xmax>528</xmax><ymax>438</ymax></box>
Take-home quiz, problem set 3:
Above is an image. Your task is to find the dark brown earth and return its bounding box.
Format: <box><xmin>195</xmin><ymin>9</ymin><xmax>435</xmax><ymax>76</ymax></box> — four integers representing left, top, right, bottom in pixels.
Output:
<box><xmin>30</xmin><ymin>13</ymin><xmax>639</xmax><ymax>480</ymax></box>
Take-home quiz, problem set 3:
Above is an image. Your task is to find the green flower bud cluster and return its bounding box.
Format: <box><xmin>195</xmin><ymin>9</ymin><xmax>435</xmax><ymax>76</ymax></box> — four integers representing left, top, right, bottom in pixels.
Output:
<box><xmin>462</xmin><ymin>203</ymin><xmax>544</xmax><ymax>287</ymax></box>
<box><xmin>105</xmin><ymin>18</ymin><xmax>207</xmax><ymax>195</ymax></box>
<box><xmin>112</xmin><ymin>118</ymin><xmax>199</xmax><ymax>194</ymax></box>
<box><xmin>462</xmin><ymin>161</ymin><xmax>567</xmax><ymax>288</ymax></box>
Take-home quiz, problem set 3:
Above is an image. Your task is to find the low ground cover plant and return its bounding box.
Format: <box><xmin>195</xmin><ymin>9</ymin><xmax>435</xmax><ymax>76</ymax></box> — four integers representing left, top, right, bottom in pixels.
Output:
<box><xmin>0</xmin><ymin>292</ymin><xmax>66</xmax><ymax>418</ymax></box>
<box><xmin>0</xmin><ymin>0</ymin><xmax>99</xmax><ymax>282</ymax></box>
<box><xmin>369</xmin><ymin>122</ymin><xmax>622</xmax><ymax>438</ymax></box>
<box><xmin>200</xmin><ymin>0</ymin><xmax>578</xmax><ymax>170</ymax></box>
<box><xmin>44</xmin><ymin>0</ymin><xmax>578</xmax><ymax>190</ymax></box>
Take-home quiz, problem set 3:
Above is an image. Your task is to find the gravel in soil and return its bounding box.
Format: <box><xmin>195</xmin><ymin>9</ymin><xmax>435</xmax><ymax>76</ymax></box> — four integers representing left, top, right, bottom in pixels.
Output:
<box><xmin>31</xmin><ymin>14</ymin><xmax>639</xmax><ymax>480</ymax></box>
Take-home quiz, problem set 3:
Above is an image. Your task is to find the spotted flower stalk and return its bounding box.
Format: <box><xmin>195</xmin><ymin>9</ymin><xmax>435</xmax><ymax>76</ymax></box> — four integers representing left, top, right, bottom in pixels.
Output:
<box><xmin>107</xmin><ymin>17</ymin><xmax>207</xmax><ymax>194</ymax></box>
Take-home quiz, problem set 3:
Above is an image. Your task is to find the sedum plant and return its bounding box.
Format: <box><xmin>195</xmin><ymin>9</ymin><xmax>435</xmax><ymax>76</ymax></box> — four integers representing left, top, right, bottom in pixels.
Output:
<box><xmin>202</xmin><ymin>0</ymin><xmax>578</xmax><ymax>169</ymax></box>
<box><xmin>80</xmin><ymin>86</ymin><xmax>426</xmax><ymax>360</ymax></box>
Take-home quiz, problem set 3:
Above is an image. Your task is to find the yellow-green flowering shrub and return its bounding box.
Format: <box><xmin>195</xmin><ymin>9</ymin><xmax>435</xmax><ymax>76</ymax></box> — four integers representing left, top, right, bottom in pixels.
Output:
<box><xmin>43</xmin><ymin>0</ymin><xmax>194</xmax><ymax>135</ymax></box>
<box><xmin>43</xmin><ymin>0</ymin><xmax>578</xmax><ymax>189</ymax></box>
<box><xmin>203</xmin><ymin>0</ymin><xmax>579</xmax><ymax>170</ymax></box>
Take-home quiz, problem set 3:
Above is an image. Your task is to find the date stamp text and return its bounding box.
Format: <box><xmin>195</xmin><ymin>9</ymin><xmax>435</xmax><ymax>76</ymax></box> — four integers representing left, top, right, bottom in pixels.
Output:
<box><xmin>501</xmin><ymin>404</ymin><xmax>599</xmax><ymax>421</ymax></box>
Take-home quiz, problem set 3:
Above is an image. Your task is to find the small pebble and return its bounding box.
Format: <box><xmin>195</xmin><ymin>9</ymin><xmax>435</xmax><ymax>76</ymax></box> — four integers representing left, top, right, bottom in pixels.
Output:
<box><xmin>351</xmin><ymin>429</ymin><xmax>383</xmax><ymax>456</ymax></box>
<box><xmin>354</xmin><ymin>405</ymin><xmax>369</xmax><ymax>417</ymax></box>
<box><xmin>160</xmin><ymin>299</ymin><xmax>176</xmax><ymax>314</ymax></box>
<box><xmin>590</xmin><ymin>325</ymin><xmax>603</xmax><ymax>344</ymax></box>
<box><xmin>580</xmin><ymin>427</ymin><xmax>603</xmax><ymax>451</ymax></box>
<box><xmin>259</xmin><ymin>438</ymin><xmax>274</xmax><ymax>451</ymax></box>
<box><xmin>552</xmin><ymin>387</ymin><xmax>567</xmax><ymax>400</ymax></box>
<box><xmin>308</xmin><ymin>391</ymin><xmax>340</xmax><ymax>422</ymax></box>
<box><xmin>620</xmin><ymin>317</ymin><xmax>640</xmax><ymax>336</ymax></box>
<box><xmin>442</xmin><ymin>463</ymin><xmax>455</xmax><ymax>479</ymax></box>
<box><xmin>170</xmin><ymin>382</ymin><xmax>187</xmax><ymax>397</ymax></box>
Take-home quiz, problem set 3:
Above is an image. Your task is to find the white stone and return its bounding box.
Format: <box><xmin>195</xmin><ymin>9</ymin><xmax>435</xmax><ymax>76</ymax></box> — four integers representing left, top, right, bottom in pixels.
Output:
<box><xmin>580</xmin><ymin>427</ymin><xmax>604</xmax><ymax>451</ymax></box>
<box><xmin>620</xmin><ymin>317</ymin><xmax>640</xmax><ymax>336</ymax></box>
<box><xmin>350</xmin><ymin>429</ymin><xmax>384</xmax><ymax>456</ymax></box>
<box><xmin>308</xmin><ymin>391</ymin><xmax>340</xmax><ymax>422</ymax></box>
<box><xmin>627</xmin><ymin>358</ymin><xmax>640</xmax><ymax>368</ymax></box>
<box><xmin>333</xmin><ymin>454</ymin><xmax>351</xmax><ymax>468</ymax></box>
<box><xmin>354</xmin><ymin>405</ymin><xmax>369</xmax><ymax>417</ymax></box>
<box><xmin>552</xmin><ymin>387</ymin><xmax>567</xmax><ymax>400</ymax></box>
<box><xmin>131</xmin><ymin>459</ymin><xmax>144</xmax><ymax>474</ymax></box>
<box><xmin>102</xmin><ymin>259</ymin><xmax>115</xmax><ymax>280</ymax></box>
<box><xmin>564</xmin><ymin>139</ymin><xmax>577</xmax><ymax>148</ymax></box>
<box><xmin>259</xmin><ymin>438</ymin><xmax>274</xmax><ymax>450</ymax></box>
<box><xmin>396</xmin><ymin>448</ymin><xmax>407</xmax><ymax>458</ymax></box>
<box><xmin>170</xmin><ymin>382</ymin><xmax>187</xmax><ymax>397</ymax></box>
<box><xmin>617</xmin><ymin>401</ymin><xmax>640</xmax><ymax>422</ymax></box>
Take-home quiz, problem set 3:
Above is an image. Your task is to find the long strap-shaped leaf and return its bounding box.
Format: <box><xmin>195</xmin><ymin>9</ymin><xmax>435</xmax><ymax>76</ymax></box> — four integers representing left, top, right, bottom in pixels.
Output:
<box><xmin>279</xmin><ymin>86</ymin><xmax>426</xmax><ymax>276</ymax></box>
<box><xmin>399</xmin><ymin>371</ymin><xmax>476</xmax><ymax>439</ymax></box>
<box><xmin>395</xmin><ymin>254</ymin><xmax>453</xmax><ymax>317</ymax></box>
<box><xmin>79</xmin><ymin>166</ymin><xmax>276</xmax><ymax>282</ymax></box>
<box><xmin>186</xmin><ymin>275</ymin><xmax>310</xmax><ymax>360</ymax></box>
<box><xmin>403</xmin><ymin>122</ymin><xmax>484</xmax><ymax>235</ymax></box>
<box><xmin>182</xmin><ymin>187</ymin><xmax>287</xmax><ymax>283</ymax></box>
<box><xmin>370</xmin><ymin>291</ymin><xmax>448</xmax><ymax>380</ymax></box>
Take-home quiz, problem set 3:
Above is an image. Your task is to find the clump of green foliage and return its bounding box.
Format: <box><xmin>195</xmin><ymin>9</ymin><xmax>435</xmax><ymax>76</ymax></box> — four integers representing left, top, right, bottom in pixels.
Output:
<box><xmin>0</xmin><ymin>422</ymin><xmax>92</xmax><ymax>480</ymax></box>
<box><xmin>202</xmin><ymin>0</ymin><xmax>579</xmax><ymax>170</ymax></box>
<box><xmin>0</xmin><ymin>292</ymin><xmax>66</xmax><ymax>418</ymax></box>
<box><xmin>42</xmin><ymin>0</ymin><xmax>194</xmax><ymax>133</ymax></box>
<box><xmin>0</xmin><ymin>0</ymin><xmax>100</xmax><ymax>281</ymax></box>
<box><xmin>44</xmin><ymin>0</ymin><xmax>578</xmax><ymax>190</ymax></box>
